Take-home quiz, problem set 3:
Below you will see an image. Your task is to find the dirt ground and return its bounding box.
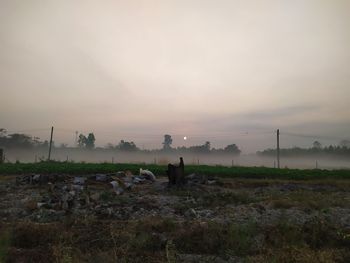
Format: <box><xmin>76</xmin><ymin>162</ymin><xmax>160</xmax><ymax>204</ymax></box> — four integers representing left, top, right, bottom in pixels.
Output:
<box><xmin>0</xmin><ymin>173</ymin><xmax>349</xmax><ymax>262</ymax></box>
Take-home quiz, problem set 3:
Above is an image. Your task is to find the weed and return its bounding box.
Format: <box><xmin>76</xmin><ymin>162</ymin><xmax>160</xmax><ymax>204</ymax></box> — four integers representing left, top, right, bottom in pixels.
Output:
<box><xmin>0</xmin><ymin>227</ymin><xmax>11</xmax><ymax>263</ymax></box>
<box><xmin>100</xmin><ymin>191</ymin><xmax>114</xmax><ymax>202</ymax></box>
<box><xmin>225</xmin><ymin>221</ymin><xmax>259</xmax><ymax>256</ymax></box>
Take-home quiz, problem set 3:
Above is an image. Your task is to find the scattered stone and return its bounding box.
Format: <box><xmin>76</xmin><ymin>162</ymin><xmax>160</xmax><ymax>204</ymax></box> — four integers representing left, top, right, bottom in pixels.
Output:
<box><xmin>185</xmin><ymin>208</ymin><xmax>197</xmax><ymax>219</ymax></box>
<box><xmin>73</xmin><ymin>177</ymin><xmax>86</xmax><ymax>185</ymax></box>
<box><xmin>90</xmin><ymin>192</ymin><xmax>100</xmax><ymax>201</ymax></box>
<box><xmin>96</xmin><ymin>174</ymin><xmax>108</xmax><ymax>182</ymax></box>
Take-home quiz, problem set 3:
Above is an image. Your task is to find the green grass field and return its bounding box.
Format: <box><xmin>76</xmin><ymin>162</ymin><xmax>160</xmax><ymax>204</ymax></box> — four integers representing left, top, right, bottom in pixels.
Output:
<box><xmin>0</xmin><ymin>161</ymin><xmax>350</xmax><ymax>180</ymax></box>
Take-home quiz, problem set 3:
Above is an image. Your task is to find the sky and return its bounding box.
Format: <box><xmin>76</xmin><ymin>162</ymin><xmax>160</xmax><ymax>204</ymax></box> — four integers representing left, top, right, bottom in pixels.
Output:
<box><xmin>0</xmin><ymin>0</ymin><xmax>349</xmax><ymax>153</ymax></box>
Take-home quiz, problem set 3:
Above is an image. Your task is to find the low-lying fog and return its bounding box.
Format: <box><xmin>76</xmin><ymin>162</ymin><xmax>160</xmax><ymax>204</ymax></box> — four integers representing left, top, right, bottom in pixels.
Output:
<box><xmin>4</xmin><ymin>149</ymin><xmax>350</xmax><ymax>170</ymax></box>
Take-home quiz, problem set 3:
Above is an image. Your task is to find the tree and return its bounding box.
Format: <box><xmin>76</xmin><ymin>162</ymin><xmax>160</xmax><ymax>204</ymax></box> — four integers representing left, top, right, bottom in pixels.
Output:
<box><xmin>0</xmin><ymin>128</ymin><xmax>6</xmax><ymax>137</ymax></box>
<box><xmin>117</xmin><ymin>140</ymin><xmax>138</xmax><ymax>151</ymax></box>
<box><xmin>78</xmin><ymin>134</ymin><xmax>87</xmax><ymax>148</ymax></box>
<box><xmin>7</xmin><ymin>133</ymin><xmax>34</xmax><ymax>148</ymax></box>
<box><xmin>224</xmin><ymin>144</ymin><xmax>241</xmax><ymax>155</ymax></box>
<box><xmin>162</xmin><ymin>134</ymin><xmax>173</xmax><ymax>150</ymax></box>
<box><xmin>204</xmin><ymin>141</ymin><xmax>211</xmax><ymax>152</ymax></box>
<box><xmin>188</xmin><ymin>141</ymin><xmax>211</xmax><ymax>153</ymax></box>
<box><xmin>78</xmin><ymin>133</ymin><xmax>96</xmax><ymax>149</ymax></box>
<box><xmin>86</xmin><ymin>133</ymin><xmax>96</xmax><ymax>149</ymax></box>
<box><xmin>340</xmin><ymin>140</ymin><xmax>350</xmax><ymax>148</ymax></box>
<box><xmin>312</xmin><ymin>141</ymin><xmax>322</xmax><ymax>150</ymax></box>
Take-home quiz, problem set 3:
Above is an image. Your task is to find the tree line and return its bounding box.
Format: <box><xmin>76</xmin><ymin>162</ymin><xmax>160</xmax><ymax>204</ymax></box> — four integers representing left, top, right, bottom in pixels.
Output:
<box><xmin>258</xmin><ymin>140</ymin><xmax>350</xmax><ymax>157</ymax></box>
<box><xmin>0</xmin><ymin>129</ymin><xmax>241</xmax><ymax>155</ymax></box>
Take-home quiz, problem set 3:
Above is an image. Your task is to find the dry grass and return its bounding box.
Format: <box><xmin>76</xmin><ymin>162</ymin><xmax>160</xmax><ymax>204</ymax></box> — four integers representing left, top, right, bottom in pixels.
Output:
<box><xmin>1</xmin><ymin>216</ymin><xmax>349</xmax><ymax>262</ymax></box>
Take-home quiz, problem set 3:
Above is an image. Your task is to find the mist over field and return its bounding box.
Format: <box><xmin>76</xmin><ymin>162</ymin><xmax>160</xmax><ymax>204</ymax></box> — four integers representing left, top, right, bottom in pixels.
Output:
<box><xmin>3</xmin><ymin>148</ymin><xmax>349</xmax><ymax>170</ymax></box>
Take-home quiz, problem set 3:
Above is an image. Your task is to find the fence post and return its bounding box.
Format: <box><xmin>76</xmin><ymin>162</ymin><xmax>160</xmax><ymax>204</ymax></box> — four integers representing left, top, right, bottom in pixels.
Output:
<box><xmin>48</xmin><ymin>126</ymin><xmax>54</xmax><ymax>161</ymax></box>
<box><xmin>277</xmin><ymin>129</ymin><xmax>280</xmax><ymax>169</ymax></box>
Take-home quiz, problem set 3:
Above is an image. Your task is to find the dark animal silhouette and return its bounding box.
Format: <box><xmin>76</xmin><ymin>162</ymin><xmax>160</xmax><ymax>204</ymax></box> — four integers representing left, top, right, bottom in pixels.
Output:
<box><xmin>167</xmin><ymin>157</ymin><xmax>185</xmax><ymax>186</ymax></box>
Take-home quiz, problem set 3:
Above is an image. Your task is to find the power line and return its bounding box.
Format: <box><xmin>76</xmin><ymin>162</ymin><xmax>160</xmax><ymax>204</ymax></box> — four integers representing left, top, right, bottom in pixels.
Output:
<box><xmin>5</xmin><ymin>128</ymin><xmax>50</xmax><ymax>134</ymax></box>
<box><xmin>281</xmin><ymin>132</ymin><xmax>345</xmax><ymax>141</ymax></box>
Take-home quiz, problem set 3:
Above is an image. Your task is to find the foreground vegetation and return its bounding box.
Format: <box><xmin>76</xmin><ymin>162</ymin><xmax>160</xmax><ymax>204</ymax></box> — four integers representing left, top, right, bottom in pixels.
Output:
<box><xmin>1</xmin><ymin>216</ymin><xmax>349</xmax><ymax>263</ymax></box>
<box><xmin>0</xmin><ymin>161</ymin><xmax>350</xmax><ymax>180</ymax></box>
<box><xmin>1</xmin><ymin>162</ymin><xmax>350</xmax><ymax>262</ymax></box>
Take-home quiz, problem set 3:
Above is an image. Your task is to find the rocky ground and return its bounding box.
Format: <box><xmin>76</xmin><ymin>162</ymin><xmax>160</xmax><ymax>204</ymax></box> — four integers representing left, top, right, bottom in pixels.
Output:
<box><xmin>0</xmin><ymin>172</ymin><xmax>349</xmax><ymax>262</ymax></box>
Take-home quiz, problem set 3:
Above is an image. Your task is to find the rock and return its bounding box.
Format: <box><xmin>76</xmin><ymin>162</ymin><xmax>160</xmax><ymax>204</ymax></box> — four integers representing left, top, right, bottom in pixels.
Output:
<box><xmin>185</xmin><ymin>208</ymin><xmax>197</xmax><ymax>219</ymax></box>
<box><xmin>32</xmin><ymin>174</ymin><xmax>41</xmax><ymax>183</ymax></box>
<box><xmin>110</xmin><ymin>180</ymin><xmax>119</xmax><ymax>188</ymax></box>
<box><xmin>114</xmin><ymin>187</ymin><xmax>124</xmax><ymax>195</ymax></box>
<box><xmin>132</xmin><ymin>176</ymin><xmax>145</xmax><ymax>184</ymax></box>
<box><xmin>90</xmin><ymin>192</ymin><xmax>100</xmax><ymax>201</ymax></box>
<box><xmin>116</xmin><ymin>171</ymin><xmax>126</xmax><ymax>177</ymax></box>
<box><xmin>96</xmin><ymin>174</ymin><xmax>108</xmax><ymax>182</ymax></box>
<box><xmin>72</xmin><ymin>184</ymin><xmax>84</xmax><ymax>191</ymax></box>
<box><xmin>37</xmin><ymin>202</ymin><xmax>46</xmax><ymax>209</ymax></box>
<box><xmin>73</xmin><ymin>177</ymin><xmax>86</xmax><ymax>185</ymax></box>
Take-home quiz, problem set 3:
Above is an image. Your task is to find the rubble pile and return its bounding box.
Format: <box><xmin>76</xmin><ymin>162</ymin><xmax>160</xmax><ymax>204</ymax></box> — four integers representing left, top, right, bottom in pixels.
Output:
<box><xmin>6</xmin><ymin>170</ymin><xmax>158</xmax><ymax>222</ymax></box>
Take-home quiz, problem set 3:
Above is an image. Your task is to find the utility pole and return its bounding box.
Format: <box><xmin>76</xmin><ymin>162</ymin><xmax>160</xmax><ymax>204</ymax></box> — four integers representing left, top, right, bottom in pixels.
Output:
<box><xmin>48</xmin><ymin>126</ymin><xmax>54</xmax><ymax>161</ymax></box>
<box><xmin>75</xmin><ymin>131</ymin><xmax>78</xmax><ymax>146</ymax></box>
<box><xmin>277</xmin><ymin>129</ymin><xmax>280</xmax><ymax>169</ymax></box>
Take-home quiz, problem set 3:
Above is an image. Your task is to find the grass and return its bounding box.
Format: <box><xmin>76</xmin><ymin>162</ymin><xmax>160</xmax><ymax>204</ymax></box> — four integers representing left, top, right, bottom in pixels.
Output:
<box><xmin>0</xmin><ymin>161</ymin><xmax>350</xmax><ymax>180</ymax></box>
<box><xmin>0</xmin><ymin>227</ymin><xmax>11</xmax><ymax>263</ymax></box>
<box><xmin>269</xmin><ymin>190</ymin><xmax>349</xmax><ymax>210</ymax></box>
<box><xmin>0</xmin><ymin>216</ymin><xmax>349</xmax><ymax>262</ymax></box>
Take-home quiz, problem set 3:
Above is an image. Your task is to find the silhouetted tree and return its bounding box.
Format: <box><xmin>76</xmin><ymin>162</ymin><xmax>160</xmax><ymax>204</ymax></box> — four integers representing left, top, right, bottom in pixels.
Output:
<box><xmin>0</xmin><ymin>128</ymin><xmax>6</xmax><ymax>137</ymax></box>
<box><xmin>78</xmin><ymin>134</ymin><xmax>87</xmax><ymax>148</ymax></box>
<box><xmin>312</xmin><ymin>141</ymin><xmax>322</xmax><ymax>149</ymax></box>
<box><xmin>78</xmin><ymin>133</ymin><xmax>95</xmax><ymax>149</ymax></box>
<box><xmin>117</xmin><ymin>140</ymin><xmax>139</xmax><ymax>151</ymax></box>
<box><xmin>204</xmin><ymin>141</ymin><xmax>211</xmax><ymax>151</ymax></box>
<box><xmin>340</xmin><ymin>140</ymin><xmax>350</xmax><ymax>148</ymax></box>
<box><xmin>86</xmin><ymin>133</ymin><xmax>96</xmax><ymax>149</ymax></box>
<box><xmin>162</xmin><ymin>134</ymin><xmax>173</xmax><ymax>150</ymax></box>
<box><xmin>224</xmin><ymin>144</ymin><xmax>241</xmax><ymax>155</ymax></box>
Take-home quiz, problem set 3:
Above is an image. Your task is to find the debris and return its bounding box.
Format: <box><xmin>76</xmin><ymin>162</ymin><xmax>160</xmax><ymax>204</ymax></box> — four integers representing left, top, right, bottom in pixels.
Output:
<box><xmin>32</xmin><ymin>174</ymin><xmax>41</xmax><ymax>183</ymax></box>
<box><xmin>72</xmin><ymin>184</ymin><xmax>84</xmax><ymax>191</ymax></box>
<box><xmin>185</xmin><ymin>208</ymin><xmax>197</xmax><ymax>219</ymax></box>
<box><xmin>110</xmin><ymin>180</ymin><xmax>124</xmax><ymax>195</ymax></box>
<box><xmin>132</xmin><ymin>176</ymin><xmax>146</xmax><ymax>184</ymax></box>
<box><xmin>139</xmin><ymin>168</ymin><xmax>156</xmax><ymax>181</ymax></box>
<box><xmin>110</xmin><ymin>180</ymin><xmax>119</xmax><ymax>189</ymax></box>
<box><xmin>37</xmin><ymin>202</ymin><xmax>46</xmax><ymax>209</ymax></box>
<box><xmin>96</xmin><ymin>174</ymin><xmax>108</xmax><ymax>182</ymax></box>
<box><xmin>116</xmin><ymin>171</ymin><xmax>126</xmax><ymax>177</ymax></box>
<box><xmin>73</xmin><ymin>177</ymin><xmax>86</xmax><ymax>185</ymax></box>
<box><xmin>186</xmin><ymin>173</ymin><xmax>211</xmax><ymax>185</ymax></box>
<box><xmin>90</xmin><ymin>192</ymin><xmax>100</xmax><ymax>201</ymax></box>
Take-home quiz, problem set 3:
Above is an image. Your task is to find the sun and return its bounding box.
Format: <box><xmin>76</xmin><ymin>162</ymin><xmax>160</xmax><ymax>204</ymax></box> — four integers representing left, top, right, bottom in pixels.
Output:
<box><xmin>183</xmin><ymin>136</ymin><xmax>187</xmax><ymax>140</ymax></box>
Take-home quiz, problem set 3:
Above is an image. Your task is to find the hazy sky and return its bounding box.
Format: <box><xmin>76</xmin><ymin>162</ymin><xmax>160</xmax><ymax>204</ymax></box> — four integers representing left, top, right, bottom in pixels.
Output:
<box><xmin>1</xmin><ymin>0</ymin><xmax>349</xmax><ymax>152</ymax></box>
